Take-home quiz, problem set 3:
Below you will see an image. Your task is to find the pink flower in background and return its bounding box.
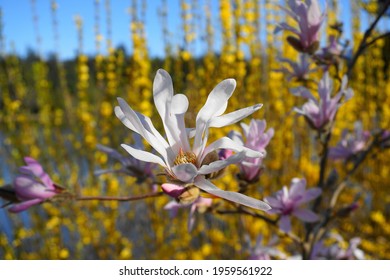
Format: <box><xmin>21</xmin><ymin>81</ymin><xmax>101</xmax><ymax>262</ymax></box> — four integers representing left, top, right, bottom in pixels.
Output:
<box><xmin>317</xmin><ymin>35</ymin><xmax>343</xmax><ymax>60</ymax></box>
<box><xmin>311</xmin><ymin>235</ymin><xmax>365</xmax><ymax>260</ymax></box>
<box><xmin>292</xmin><ymin>72</ymin><xmax>353</xmax><ymax>130</ymax></box>
<box><xmin>275</xmin><ymin>0</ymin><xmax>326</xmax><ymax>53</ymax></box>
<box><xmin>8</xmin><ymin>157</ymin><xmax>61</xmax><ymax>213</ymax></box>
<box><xmin>115</xmin><ymin>69</ymin><xmax>270</xmax><ymax>211</ymax></box>
<box><xmin>95</xmin><ymin>133</ymin><xmax>157</xmax><ymax>187</ymax></box>
<box><xmin>164</xmin><ymin>197</ymin><xmax>213</xmax><ymax>232</ymax></box>
<box><xmin>229</xmin><ymin>119</ymin><xmax>274</xmax><ymax>182</ymax></box>
<box><xmin>265</xmin><ymin>178</ymin><xmax>321</xmax><ymax>232</ymax></box>
<box><xmin>248</xmin><ymin>235</ymin><xmax>286</xmax><ymax>260</ymax></box>
<box><xmin>329</xmin><ymin>122</ymin><xmax>370</xmax><ymax>160</ymax></box>
<box><xmin>275</xmin><ymin>54</ymin><xmax>316</xmax><ymax>81</ymax></box>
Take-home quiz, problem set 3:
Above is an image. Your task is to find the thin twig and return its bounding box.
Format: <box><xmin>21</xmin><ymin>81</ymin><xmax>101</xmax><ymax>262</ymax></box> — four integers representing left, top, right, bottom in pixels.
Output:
<box><xmin>76</xmin><ymin>191</ymin><xmax>164</xmax><ymax>202</ymax></box>
<box><xmin>347</xmin><ymin>0</ymin><xmax>390</xmax><ymax>77</ymax></box>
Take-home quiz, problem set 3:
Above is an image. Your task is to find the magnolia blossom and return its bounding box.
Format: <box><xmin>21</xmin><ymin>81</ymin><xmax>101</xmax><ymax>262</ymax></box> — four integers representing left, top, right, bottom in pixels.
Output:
<box><xmin>248</xmin><ymin>235</ymin><xmax>286</xmax><ymax>260</ymax></box>
<box><xmin>291</xmin><ymin>72</ymin><xmax>353</xmax><ymax>130</ymax></box>
<box><xmin>316</xmin><ymin>35</ymin><xmax>343</xmax><ymax>66</ymax></box>
<box><xmin>265</xmin><ymin>178</ymin><xmax>321</xmax><ymax>232</ymax></box>
<box><xmin>311</xmin><ymin>236</ymin><xmax>365</xmax><ymax>260</ymax></box>
<box><xmin>229</xmin><ymin>119</ymin><xmax>274</xmax><ymax>182</ymax></box>
<box><xmin>275</xmin><ymin>0</ymin><xmax>326</xmax><ymax>53</ymax></box>
<box><xmin>275</xmin><ymin>54</ymin><xmax>316</xmax><ymax>81</ymax></box>
<box><xmin>164</xmin><ymin>197</ymin><xmax>213</xmax><ymax>232</ymax></box>
<box><xmin>329</xmin><ymin>122</ymin><xmax>370</xmax><ymax>160</ymax></box>
<box><xmin>95</xmin><ymin>134</ymin><xmax>156</xmax><ymax>186</ymax></box>
<box><xmin>8</xmin><ymin>157</ymin><xmax>61</xmax><ymax>213</ymax></box>
<box><xmin>115</xmin><ymin>69</ymin><xmax>270</xmax><ymax>211</ymax></box>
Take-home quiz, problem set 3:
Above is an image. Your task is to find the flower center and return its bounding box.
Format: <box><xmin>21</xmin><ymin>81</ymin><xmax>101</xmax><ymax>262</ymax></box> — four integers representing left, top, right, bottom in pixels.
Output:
<box><xmin>173</xmin><ymin>149</ymin><xmax>197</xmax><ymax>166</ymax></box>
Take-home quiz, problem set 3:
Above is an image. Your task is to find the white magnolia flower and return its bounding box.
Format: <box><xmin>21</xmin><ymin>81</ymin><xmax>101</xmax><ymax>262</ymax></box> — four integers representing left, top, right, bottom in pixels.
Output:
<box><xmin>115</xmin><ymin>69</ymin><xmax>270</xmax><ymax>211</ymax></box>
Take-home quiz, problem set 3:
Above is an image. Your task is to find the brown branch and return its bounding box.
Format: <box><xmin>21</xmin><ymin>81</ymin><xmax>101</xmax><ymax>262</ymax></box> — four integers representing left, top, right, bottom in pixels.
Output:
<box><xmin>364</xmin><ymin>31</ymin><xmax>390</xmax><ymax>49</ymax></box>
<box><xmin>347</xmin><ymin>0</ymin><xmax>390</xmax><ymax>77</ymax></box>
<box><xmin>76</xmin><ymin>191</ymin><xmax>164</xmax><ymax>202</ymax></box>
<box><xmin>307</xmin><ymin>133</ymin><xmax>383</xmax><ymax>257</ymax></box>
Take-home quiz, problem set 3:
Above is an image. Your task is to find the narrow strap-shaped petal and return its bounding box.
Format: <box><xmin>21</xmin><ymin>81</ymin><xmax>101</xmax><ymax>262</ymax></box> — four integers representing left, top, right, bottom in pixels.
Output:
<box><xmin>289</xmin><ymin>178</ymin><xmax>307</xmax><ymax>200</ymax></box>
<box><xmin>153</xmin><ymin>69</ymin><xmax>190</xmax><ymax>154</ymax></box>
<box><xmin>228</xmin><ymin>130</ymin><xmax>244</xmax><ymax>146</ymax></box>
<box><xmin>8</xmin><ymin>198</ymin><xmax>42</xmax><ymax>213</ymax></box>
<box><xmin>194</xmin><ymin>177</ymin><xmax>271</xmax><ymax>211</ymax></box>
<box><xmin>164</xmin><ymin>93</ymin><xmax>191</xmax><ymax>153</ymax></box>
<box><xmin>200</xmin><ymin>137</ymin><xmax>264</xmax><ymax>164</ymax></box>
<box><xmin>121</xmin><ymin>144</ymin><xmax>167</xmax><ymax>168</ymax></box>
<box><xmin>279</xmin><ymin>215</ymin><xmax>292</xmax><ymax>233</ymax></box>
<box><xmin>297</xmin><ymin>187</ymin><xmax>322</xmax><ymax>204</ymax></box>
<box><xmin>198</xmin><ymin>152</ymin><xmax>245</xmax><ymax>175</ymax></box>
<box><xmin>115</xmin><ymin>98</ymin><xmax>171</xmax><ymax>165</ymax></box>
<box><xmin>193</xmin><ymin>79</ymin><xmax>236</xmax><ymax>154</ymax></box>
<box><xmin>275</xmin><ymin>22</ymin><xmax>300</xmax><ymax>35</ymax></box>
<box><xmin>264</xmin><ymin>196</ymin><xmax>283</xmax><ymax>212</ymax></box>
<box><xmin>293</xmin><ymin>208</ymin><xmax>319</xmax><ymax>222</ymax></box>
<box><xmin>96</xmin><ymin>144</ymin><xmax>124</xmax><ymax>161</ymax></box>
<box><xmin>208</xmin><ymin>104</ymin><xmax>263</xmax><ymax>128</ymax></box>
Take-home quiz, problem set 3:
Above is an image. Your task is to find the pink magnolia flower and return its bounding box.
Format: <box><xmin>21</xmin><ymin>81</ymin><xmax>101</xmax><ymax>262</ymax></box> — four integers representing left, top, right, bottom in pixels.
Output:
<box><xmin>275</xmin><ymin>0</ymin><xmax>326</xmax><ymax>53</ymax></box>
<box><xmin>275</xmin><ymin>54</ymin><xmax>316</xmax><ymax>81</ymax></box>
<box><xmin>291</xmin><ymin>72</ymin><xmax>353</xmax><ymax>130</ymax></box>
<box><xmin>248</xmin><ymin>235</ymin><xmax>286</xmax><ymax>260</ymax></box>
<box><xmin>8</xmin><ymin>157</ymin><xmax>61</xmax><ymax>213</ymax></box>
<box><xmin>264</xmin><ymin>178</ymin><xmax>321</xmax><ymax>232</ymax></box>
<box><xmin>95</xmin><ymin>134</ymin><xmax>157</xmax><ymax>186</ymax></box>
<box><xmin>329</xmin><ymin>122</ymin><xmax>370</xmax><ymax>160</ymax></box>
<box><xmin>229</xmin><ymin>119</ymin><xmax>274</xmax><ymax>182</ymax></box>
<box><xmin>164</xmin><ymin>197</ymin><xmax>213</xmax><ymax>232</ymax></box>
<box><xmin>311</xmin><ymin>235</ymin><xmax>365</xmax><ymax>260</ymax></box>
<box><xmin>316</xmin><ymin>35</ymin><xmax>343</xmax><ymax>61</ymax></box>
<box><xmin>115</xmin><ymin>69</ymin><xmax>270</xmax><ymax>211</ymax></box>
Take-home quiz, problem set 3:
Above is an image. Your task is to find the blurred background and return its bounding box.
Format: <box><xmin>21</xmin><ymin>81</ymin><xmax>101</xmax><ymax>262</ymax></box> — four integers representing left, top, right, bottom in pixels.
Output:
<box><xmin>0</xmin><ymin>0</ymin><xmax>389</xmax><ymax>259</ymax></box>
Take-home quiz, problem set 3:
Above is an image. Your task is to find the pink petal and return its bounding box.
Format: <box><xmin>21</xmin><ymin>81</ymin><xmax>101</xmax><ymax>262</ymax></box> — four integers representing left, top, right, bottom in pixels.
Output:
<box><xmin>161</xmin><ymin>183</ymin><xmax>185</xmax><ymax>198</ymax></box>
<box><xmin>298</xmin><ymin>188</ymin><xmax>322</xmax><ymax>204</ymax></box>
<box><xmin>293</xmin><ymin>208</ymin><xmax>319</xmax><ymax>222</ymax></box>
<box><xmin>279</xmin><ymin>215</ymin><xmax>292</xmax><ymax>232</ymax></box>
<box><xmin>13</xmin><ymin>175</ymin><xmax>57</xmax><ymax>200</ymax></box>
<box><xmin>21</xmin><ymin>157</ymin><xmax>53</xmax><ymax>189</ymax></box>
<box><xmin>8</xmin><ymin>198</ymin><xmax>42</xmax><ymax>213</ymax></box>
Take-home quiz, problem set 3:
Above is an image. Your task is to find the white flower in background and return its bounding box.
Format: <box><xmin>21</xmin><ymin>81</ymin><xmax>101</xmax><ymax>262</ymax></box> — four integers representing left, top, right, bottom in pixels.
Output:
<box><xmin>115</xmin><ymin>69</ymin><xmax>270</xmax><ymax>211</ymax></box>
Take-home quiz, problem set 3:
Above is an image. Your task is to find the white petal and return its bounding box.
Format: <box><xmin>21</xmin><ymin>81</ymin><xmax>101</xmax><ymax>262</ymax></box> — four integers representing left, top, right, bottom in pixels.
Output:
<box><xmin>172</xmin><ymin>163</ymin><xmax>198</xmax><ymax>183</ymax></box>
<box><xmin>153</xmin><ymin>70</ymin><xmax>190</xmax><ymax>154</ymax></box>
<box><xmin>193</xmin><ymin>79</ymin><xmax>236</xmax><ymax>154</ymax></box>
<box><xmin>121</xmin><ymin>144</ymin><xmax>166</xmax><ymax>167</ymax></box>
<box><xmin>240</xmin><ymin>122</ymin><xmax>250</xmax><ymax>136</ymax></box>
<box><xmin>199</xmin><ymin>79</ymin><xmax>236</xmax><ymax>118</ymax></box>
<box><xmin>116</xmin><ymin>98</ymin><xmax>171</xmax><ymax>165</ymax></box>
<box><xmin>208</xmin><ymin>104</ymin><xmax>263</xmax><ymax>128</ymax></box>
<box><xmin>200</xmin><ymin>137</ymin><xmax>264</xmax><ymax>164</ymax></box>
<box><xmin>153</xmin><ymin>69</ymin><xmax>174</xmax><ymax>120</ymax></box>
<box><xmin>198</xmin><ymin>153</ymin><xmax>245</xmax><ymax>175</ymax></box>
<box><xmin>228</xmin><ymin>130</ymin><xmax>244</xmax><ymax>145</ymax></box>
<box><xmin>194</xmin><ymin>177</ymin><xmax>271</xmax><ymax>211</ymax></box>
<box><xmin>171</xmin><ymin>93</ymin><xmax>189</xmax><ymax>114</ymax></box>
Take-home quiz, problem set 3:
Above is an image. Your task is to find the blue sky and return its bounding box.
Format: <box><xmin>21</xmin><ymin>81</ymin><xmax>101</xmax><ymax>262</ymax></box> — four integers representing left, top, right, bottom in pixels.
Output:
<box><xmin>0</xmin><ymin>0</ymin><xmax>386</xmax><ymax>60</ymax></box>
